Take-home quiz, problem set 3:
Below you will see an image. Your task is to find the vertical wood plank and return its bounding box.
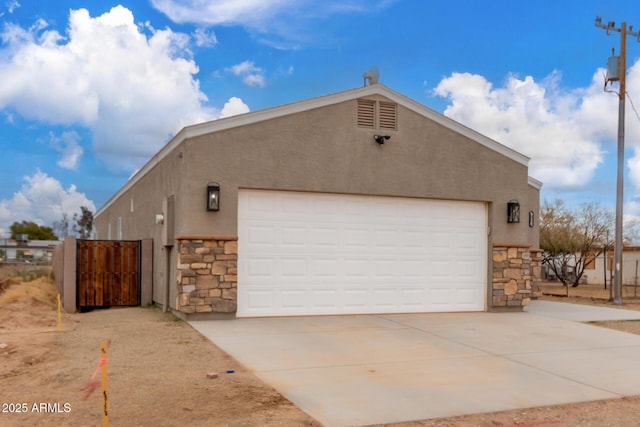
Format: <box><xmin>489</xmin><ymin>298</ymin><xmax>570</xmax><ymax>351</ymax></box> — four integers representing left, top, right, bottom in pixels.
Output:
<box><xmin>131</xmin><ymin>242</ymin><xmax>140</xmax><ymax>305</ymax></box>
<box><xmin>87</xmin><ymin>241</ymin><xmax>95</xmax><ymax>306</ymax></box>
<box><xmin>127</xmin><ymin>242</ymin><xmax>136</xmax><ymax>305</ymax></box>
<box><xmin>95</xmin><ymin>241</ymin><xmax>104</xmax><ymax>306</ymax></box>
<box><xmin>113</xmin><ymin>242</ymin><xmax>122</xmax><ymax>305</ymax></box>
<box><xmin>122</xmin><ymin>242</ymin><xmax>130</xmax><ymax>305</ymax></box>
<box><xmin>104</xmin><ymin>242</ymin><xmax>113</xmax><ymax>306</ymax></box>
<box><xmin>78</xmin><ymin>241</ymin><xmax>86</xmax><ymax>306</ymax></box>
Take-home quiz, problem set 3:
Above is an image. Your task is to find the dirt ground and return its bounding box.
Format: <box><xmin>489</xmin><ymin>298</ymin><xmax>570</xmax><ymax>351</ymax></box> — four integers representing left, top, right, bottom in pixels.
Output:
<box><xmin>2</xmin><ymin>277</ymin><xmax>640</xmax><ymax>427</ymax></box>
<box><xmin>0</xmin><ymin>276</ymin><xmax>320</xmax><ymax>427</ymax></box>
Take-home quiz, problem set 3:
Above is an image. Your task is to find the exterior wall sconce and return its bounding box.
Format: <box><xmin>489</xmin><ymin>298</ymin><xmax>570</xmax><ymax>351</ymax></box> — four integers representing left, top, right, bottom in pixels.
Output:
<box><xmin>155</xmin><ymin>213</ymin><xmax>164</xmax><ymax>225</ymax></box>
<box><xmin>207</xmin><ymin>182</ymin><xmax>220</xmax><ymax>211</ymax></box>
<box><xmin>507</xmin><ymin>200</ymin><xmax>520</xmax><ymax>223</ymax></box>
<box><xmin>529</xmin><ymin>211</ymin><xmax>535</xmax><ymax>227</ymax></box>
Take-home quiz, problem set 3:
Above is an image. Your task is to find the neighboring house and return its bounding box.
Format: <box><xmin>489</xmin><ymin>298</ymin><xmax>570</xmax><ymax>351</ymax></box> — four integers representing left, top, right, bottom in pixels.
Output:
<box><xmin>0</xmin><ymin>237</ymin><xmax>60</xmax><ymax>263</ymax></box>
<box><xmin>94</xmin><ymin>83</ymin><xmax>542</xmax><ymax>318</ymax></box>
<box><xmin>581</xmin><ymin>247</ymin><xmax>640</xmax><ymax>287</ymax></box>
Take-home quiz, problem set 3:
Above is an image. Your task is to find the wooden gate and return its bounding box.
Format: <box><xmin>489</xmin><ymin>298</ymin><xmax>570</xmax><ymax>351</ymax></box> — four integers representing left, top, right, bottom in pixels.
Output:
<box><xmin>77</xmin><ymin>240</ymin><xmax>141</xmax><ymax>308</ymax></box>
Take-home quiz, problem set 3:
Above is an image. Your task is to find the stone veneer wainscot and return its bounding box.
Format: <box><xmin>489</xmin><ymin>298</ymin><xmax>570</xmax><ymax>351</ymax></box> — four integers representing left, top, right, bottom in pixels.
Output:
<box><xmin>175</xmin><ymin>235</ymin><xmax>238</xmax><ymax>315</ymax></box>
<box><xmin>175</xmin><ymin>237</ymin><xmax>543</xmax><ymax>314</ymax></box>
<box><xmin>492</xmin><ymin>244</ymin><xmax>542</xmax><ymax>310</ymax></box>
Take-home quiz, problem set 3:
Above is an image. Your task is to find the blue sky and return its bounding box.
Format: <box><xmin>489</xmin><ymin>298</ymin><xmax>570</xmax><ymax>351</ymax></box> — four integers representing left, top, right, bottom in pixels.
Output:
<box><xmin>0</xmin><ymin>0</ymin><xmax>639</xmax><ymax>237</ymax></box>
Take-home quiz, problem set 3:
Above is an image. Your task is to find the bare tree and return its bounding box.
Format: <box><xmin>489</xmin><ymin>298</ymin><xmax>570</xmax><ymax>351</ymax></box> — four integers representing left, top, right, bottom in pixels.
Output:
<box><xmin>53</xmin><ymin>213</ymin><xmax>71</xmax><ymax>239</ymax></box>
<box><xmin>540</xmin><ymin>200</ymin><xmax>613</xmax><ymax>296</ymax></box>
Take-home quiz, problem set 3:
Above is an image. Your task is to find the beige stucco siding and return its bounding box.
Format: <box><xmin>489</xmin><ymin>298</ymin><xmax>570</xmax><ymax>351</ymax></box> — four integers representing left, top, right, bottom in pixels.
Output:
<box><xmin>177</xmin><ymin>98</ymin><xmax>536</xmax><ymax>245</ymax></box>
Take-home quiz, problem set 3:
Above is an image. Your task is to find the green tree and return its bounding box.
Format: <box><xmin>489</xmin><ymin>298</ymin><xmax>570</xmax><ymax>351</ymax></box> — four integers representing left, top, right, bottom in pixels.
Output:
<box><xmin>540</xmin><ymin>200</ymin><xmax>613</xmax><ymax>296</ymax></box>
<box><xmin>73</xmin><ymin>206</ymin><xmax>94</xmax><ymax>239</ymax></box>
<box><xmin>53</xmin><ymin>207</ymin><xmax>94</xmax><ymax>239</ymax></box>
<box><xmin>10</xmin><ymin>221</ymin><xmax>58</xmax><ymax>240</ymax></box>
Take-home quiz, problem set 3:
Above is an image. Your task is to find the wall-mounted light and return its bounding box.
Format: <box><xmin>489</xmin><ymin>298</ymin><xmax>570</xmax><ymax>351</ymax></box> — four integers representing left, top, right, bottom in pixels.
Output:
<box><xmin>207</xmin><ymin>182</ymin><xmax>220</xmax><ymax>211</ymax></box>
<box><xmin>374</xmin><ymin>134</ymin><xmax>390</xmax><ymax>145</ymax></box>
<box><xmin>155</xmin><ymin>213</ymin><xmax>164</xmax><ymax>225</ymax></box>
<box><xmin>529</xmin><ymin>211</ymin><xmax>535</xmax><ymax>228</ymax></box>
<box><xmin>507</xmin><ymin>200</ymin><xmax>520</xmax><ymax>223</ymax></box>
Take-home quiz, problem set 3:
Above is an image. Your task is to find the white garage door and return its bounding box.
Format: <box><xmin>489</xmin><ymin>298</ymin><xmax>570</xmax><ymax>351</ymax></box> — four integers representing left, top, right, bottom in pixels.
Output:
<box><xmin>237</xmin><ymin>190</ymin><xmax>487</xmax><ymax>317</ymax></box>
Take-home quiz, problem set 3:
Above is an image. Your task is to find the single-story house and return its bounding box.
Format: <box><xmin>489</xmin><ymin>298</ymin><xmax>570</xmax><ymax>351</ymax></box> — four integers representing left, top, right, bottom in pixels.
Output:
<box><xmin>0</xmin><ymin>238</ymin><xmax>60</xmax><ymax>263</ymax></box>
<box><xmin>577</xmin><ymin>247</ymin><xmax>640</xmax><ymax>287</ymax></box>
<box><xmin>94</xmin><ymin>83</ymin><xmax>542</xmax><ymax>318</ymax></box>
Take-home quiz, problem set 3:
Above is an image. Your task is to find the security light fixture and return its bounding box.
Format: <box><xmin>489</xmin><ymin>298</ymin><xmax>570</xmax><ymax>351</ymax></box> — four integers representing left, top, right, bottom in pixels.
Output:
<box><xmin>374</xmin><ymin>134</ymin><xmax>390</xmax><ymax>145</ymax></box>
<box><xmin>507</xmin><ymin>200</ymin><xmax>520</xmax><ymax>224</ymax></box>
<box><xmin>207</xmin><ymin>182</ymin><xmax>220</xmax><ymax>211</ymax></box>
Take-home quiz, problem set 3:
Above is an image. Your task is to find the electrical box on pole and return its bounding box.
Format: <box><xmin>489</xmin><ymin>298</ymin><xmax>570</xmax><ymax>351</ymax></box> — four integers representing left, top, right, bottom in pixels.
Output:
<box><xmin>607</xmin><ymin>55</ymin><xmax>620</xmax><ymax>82</ymax></box>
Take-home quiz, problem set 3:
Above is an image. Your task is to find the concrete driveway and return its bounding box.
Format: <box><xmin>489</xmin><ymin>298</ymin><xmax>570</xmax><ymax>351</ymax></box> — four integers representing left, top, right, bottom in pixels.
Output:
<box><xmin>190</xmin><ymin>301</ymin><xmax>640</xmax><ymax>426</ymax></box>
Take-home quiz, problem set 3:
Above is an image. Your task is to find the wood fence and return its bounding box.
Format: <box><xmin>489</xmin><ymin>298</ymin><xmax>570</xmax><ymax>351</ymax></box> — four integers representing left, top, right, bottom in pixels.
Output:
<box><xmin>77</xmin><ymin>240</ymin><xmax>141</xmax><ymax>308</ymax></box>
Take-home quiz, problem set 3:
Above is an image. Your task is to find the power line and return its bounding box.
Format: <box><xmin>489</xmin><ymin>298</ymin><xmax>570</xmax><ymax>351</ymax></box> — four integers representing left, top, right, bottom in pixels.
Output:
<box><xmin>626</xmin><ymin>91</ymin><xmax>640</xmax><ymax>123</ymax></box>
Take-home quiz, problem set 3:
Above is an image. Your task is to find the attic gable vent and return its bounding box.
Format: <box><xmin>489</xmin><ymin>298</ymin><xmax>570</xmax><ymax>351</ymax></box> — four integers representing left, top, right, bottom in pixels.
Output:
<box><xmin>379</xmin><ymin>101</ymin><xmax>397</xmax><ymax>131</ymax></box>
<box><xmin>357</xmin><ymin>98</ymin><xmax>398</xmax><ymax>130</ymax></box>
<box><xmin>357</xmin><ymin>99</ymin><xmax>376</xmax><ymax>128</ymax></box>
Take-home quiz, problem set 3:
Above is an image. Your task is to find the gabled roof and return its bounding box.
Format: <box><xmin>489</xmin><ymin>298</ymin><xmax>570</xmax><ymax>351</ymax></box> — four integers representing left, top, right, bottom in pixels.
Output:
<box><xmin>97</xmin><ymin>84</ymin><xmax>534</xmax><ymax>215</ymax></box>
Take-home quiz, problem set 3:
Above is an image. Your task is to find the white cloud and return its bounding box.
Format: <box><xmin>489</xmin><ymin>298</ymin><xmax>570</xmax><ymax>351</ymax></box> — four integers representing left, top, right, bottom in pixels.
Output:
<box><xmin>151</xmin><ymin>0</ymin><xmax>392</xmax><ymax>25</ymax></box>
<box><xmin>49</xmin><ymin>131</ymin><xmax>83</xmax><ymax>170</ymax></box>
<box><xmin>432</xmin><ymin>69</ymin><xmax>630</xmax><ymax>190</ymax></box>
<box><xmin>192</xmin><ymin>27</ymin><xmax>217</xmax><ymax>47</ymax></box>
<box><xmin>242</xmin><ymin>73</ymin><xmax>266</xmax><ymax>87</ymax></box>
<box><xmin>6</xmin><ymin>1</ymin><xmax>19</xmax><ymax>13</ymax></box>
<box><xmin>0</xmin><ymin>0</ymin><xmax>19</xmax><ymax>16</ymax></box>
<box><xmin>227</xmin><ymin>60</ymin><xmax>266</xmax><ymax>87</ymax></box>
<box><xmin>229</xmin><ymin>60</ymin><xmax>258</xmax><ymax>75</ymax></box>
<box><xmin>0</xmin><ymin>6</ymin><xmax>248</xmax><ymax>171</ymax></box>
<box><xmin>151</xmin><ymin>0</ymin><xmax>290</xmax><ymax>26</ymax></box>
<box><xmin>150</xmin><ymin>0</ymin><xmax>394</xmax><ymax>47</ymax></box>
<box><xmin>220</xmin><ymin>97</ymin><xmax>250</xmax><ymax>118</ymax></box>
<box><xmin>0</xmin><ymin>171</ymin><xmax>95</xmax><ymax>236</ymax></box>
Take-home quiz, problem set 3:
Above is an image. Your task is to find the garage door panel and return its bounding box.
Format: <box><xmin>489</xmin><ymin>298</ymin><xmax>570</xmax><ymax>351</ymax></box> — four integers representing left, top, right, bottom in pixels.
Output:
<box><xmin>238</xmin><ymin>190</ymin><xmax>486</xmax><ymax>317</ymax></box>
<box><xmin>456</xmin><ymin>259</ymin><xmax>483</xmax><ymax>278</ymax></box>
<box><xmin>246</xmin><ymin>257</ymin><xmax>274</xmax><ymax>278</ymax></box>
<box><xmin>246</xmin><ymin>290</ymin><xmax>274</xmax><ymax>310</ymax></box>
<box><xmin>431</xmin><ymin>259</ymin><xmax>454</xmax><ymax>277</ymax></box>
<box><xmin>280</xmin><ymin>257</ymin><xmax>307</xmax><ymax>278</ymax></box>
<box><xmin>311</xmin><ymin>288</ymin><xmax>340</xmax><ymax>310</ymax></box>
<box><xmin>343</xmin><ymin>258</ymin><xmax>368</xmax><ymax>277</ymax></box>
<box><xmin>281</xmin><ymin>226</ymin><xmax>307</xmax><ymax>247</ymax></box>
<box><xmin>455</xmin><ymin>231</ymin><xmax>483</xmax><ymax>249</ymax></box>
<box><xmin>343</xmin><ymin>288</ymin><xmax>368</xmax><ymax>308</ymax></box>
<box><xmin>311</xmin><ymin>227</ymin><xmax>340</xmax><ymax>248</ymax></box>
<box><xmin>455</xmin><ymin>288</ymin><xmax>481</xmax><ymax>305</ymax></box>
<box><xmin>280</xmin><ymin>288</ymin><xmax>307</xmax><ymax>308</ymax></box>
<box><xmin>430</xmin><ymin>231</ymin><xmax>453</xmax><ymax>249</ymax></box>
<box><xmin>246</xmin><ymin>225</ymin><xmax>276</xmax><ymax>247</ymax></box>
<box><xmin>311</xmin><ymin>258</ymin><xmax>339</xmax><ymax>277</ymax></box>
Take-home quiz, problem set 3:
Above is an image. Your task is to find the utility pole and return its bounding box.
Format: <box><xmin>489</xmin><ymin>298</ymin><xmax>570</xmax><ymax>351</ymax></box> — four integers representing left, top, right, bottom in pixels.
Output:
<box><xmin>595</xmin><ymin>17</ymin><xmax>640</xmax><ymax>306</ymax></box>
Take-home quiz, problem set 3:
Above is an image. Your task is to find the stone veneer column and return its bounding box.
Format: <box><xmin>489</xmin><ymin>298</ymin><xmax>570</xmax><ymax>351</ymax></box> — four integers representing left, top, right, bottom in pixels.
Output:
<box><xmin>175</xmin><ymin>235</ymin><xmax>238</xmax><ymax>315</ymax></box>
<box><xmin>492</xmin><ymin>244</ymin><xmax>542</xmax><ymax>310</ymax></box>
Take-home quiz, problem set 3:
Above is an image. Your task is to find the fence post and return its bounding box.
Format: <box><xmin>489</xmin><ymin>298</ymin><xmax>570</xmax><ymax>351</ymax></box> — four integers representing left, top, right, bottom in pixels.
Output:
<box><xmin>62</xmin><ymin>236</ymin><xmax>77</xmax><ymax>312</ymax></box>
